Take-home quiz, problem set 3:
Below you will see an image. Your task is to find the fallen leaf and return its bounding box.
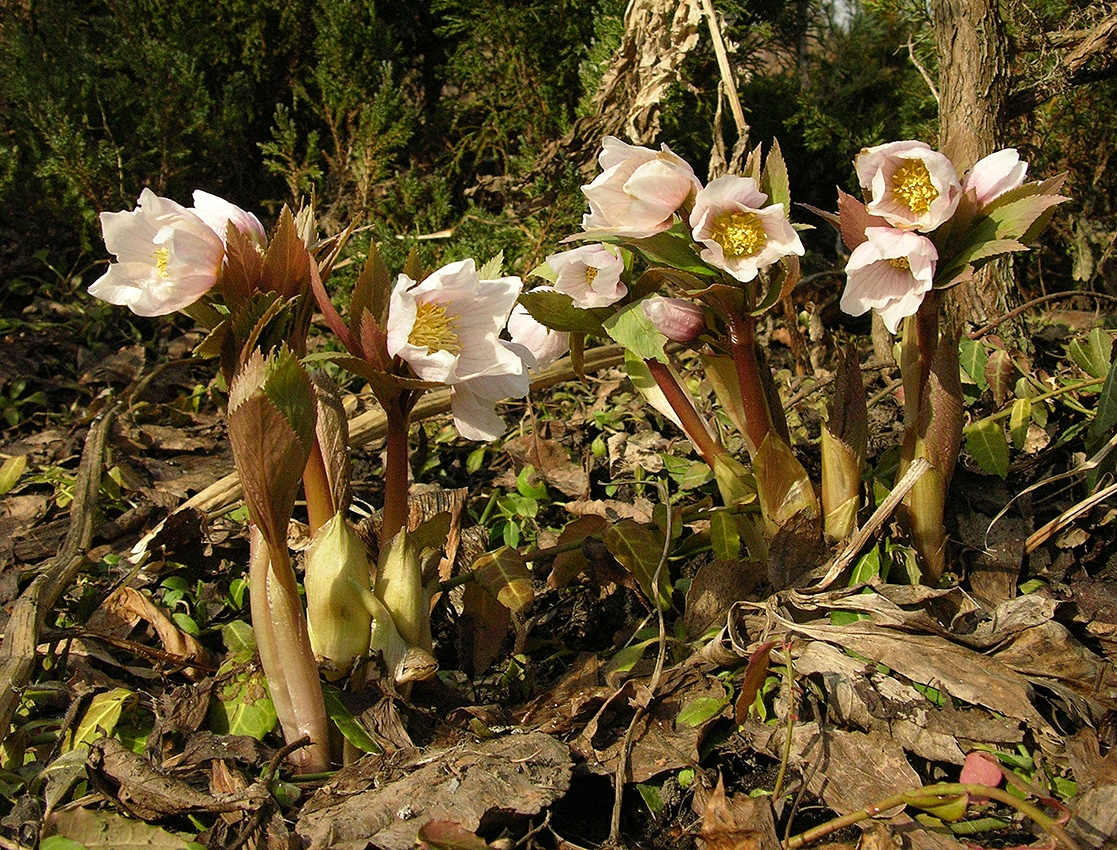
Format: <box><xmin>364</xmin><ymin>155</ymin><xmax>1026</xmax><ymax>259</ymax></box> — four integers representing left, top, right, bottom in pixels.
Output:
<box><xmin>698</xmin><ymin>775</ymin><xmax>780</xmax><ymax>850</ymax></box>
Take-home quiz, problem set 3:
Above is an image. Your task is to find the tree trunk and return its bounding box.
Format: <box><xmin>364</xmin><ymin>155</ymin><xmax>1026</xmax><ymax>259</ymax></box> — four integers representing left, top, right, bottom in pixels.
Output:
<box><xmin>930</xmin><ymin>0</ymin><xmax>1015</xmax><ymax>334</ymax></box>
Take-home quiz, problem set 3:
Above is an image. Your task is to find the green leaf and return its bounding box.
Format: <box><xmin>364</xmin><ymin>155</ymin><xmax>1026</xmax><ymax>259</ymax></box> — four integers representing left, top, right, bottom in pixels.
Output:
<box><xmin>603</xmin><ymin>302</ymin><xmax>669</xmax><ymax>363</ymax></box>
<box><xmin>958</xmin><ymin>337</ymin><xmax>988</xmax><ymax>389</ymax></box>
<box><xmin>1087</xmin><ymin>346</ymin><xmax>1117</xmax><ymax>455</ymax></box>
<box><xmin>1009</xmin><ymin>398</ymin><xmax>1032</xmax><ymax>450</ymax></box>
<box><xmin>208</xmin><ymin>666</ymin><xmax>278</xmax><ymax>739</ymax></box>
<box><xmin>1068</xmin><ymin>327</ymin><xmax>1113</xmax><ymax>379</ymax></box>
<box><xmin>471</xmin><ymin>546</ymin><xmax>533</xmax><ymax>613</ymax></box>
<box><xmin>603</xmin><ymin>520</ymin><xmax>672</xmax><ymax>610</ymax></box>
<box><xmin>65</xmin><ymin>688</ymin><xmax>135</xmax><ymax>753</ymax></box>
<box><xmin>517</xmin><ymin>289</ymin><xmax>608</xmax><ymax>335</ymax></box>
<box><xmin>40</xmin><ymin>837</ymin><xmax>88</xmax><ymax>850</ymax></box>
<box><xmin>49</xmin><ymin>808</ymin><xmax>193</xmax><ymax>849</ymax></box>
<box><xmin>323</xmin><ymin>686</ymin><xmax>382</xmax><ymax>755</ymax></box>
<box><xmin>677</xmin><ymin>695</ymin><xmax>729</xmax><ymax>728</ymax></box>
<box><xmin>0</xmin><ymin>454</ymin><xmax>26</xmax><ymax>496</ymax></box>
<box><xmin>983</xmin><ymin>348</ymin><xmax>1014</xmax><ymax>407</ymax></box>
<box><xmin>710</xmin><ymin>510</ymin><xmax>741</xmax><ymax>561</ymax></box>
<box><xmin>965</xmin><ymin>418</ymin><xmax>1009</xmax><ymax>478</ymax></box>
<box><xmin>761</xmin><ymin>138</ymin><xmax>791</xmax><ymax>211</ymax></box>
<box><xmin>221</xmin><ymin>620</ymin><xmax>257</xmax><ymax>657</ymax></box>
<box><xmin>622</xmin><ymin>226</ymin><xmax>714</xmax><ymax>275</ymax></box>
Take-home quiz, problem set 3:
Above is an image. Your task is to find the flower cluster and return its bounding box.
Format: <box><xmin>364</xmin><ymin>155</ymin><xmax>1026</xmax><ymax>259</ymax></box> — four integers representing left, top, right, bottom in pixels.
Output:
<box><xmin>838</xmin><ymin>141</ymin><xmax>1059</xmax><ymax>333</ymax></box>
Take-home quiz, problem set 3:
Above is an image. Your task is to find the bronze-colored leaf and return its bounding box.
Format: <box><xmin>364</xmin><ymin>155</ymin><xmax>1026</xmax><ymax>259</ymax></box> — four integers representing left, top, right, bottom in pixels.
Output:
<box><xmin>602</xmin><ymin>519</ymin><xmax>672</xmax><ymax>610</ymax></box>
<box><xmin>262</xmin><ymin>205</ymin><xmax>312</xmax><ymax>300</ymax></box>
<box><xmin>471</xmin><ymin>547</ymin><xmax>533</xmax><ymax>613</ymax></box>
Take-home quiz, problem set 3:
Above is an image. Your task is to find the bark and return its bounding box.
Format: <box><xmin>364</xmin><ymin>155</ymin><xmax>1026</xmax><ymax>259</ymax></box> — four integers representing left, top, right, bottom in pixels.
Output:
<box><xmin>931</xmin><ymin>0</ymin><xmax>1016</xmax><ymax>335</ymax></box>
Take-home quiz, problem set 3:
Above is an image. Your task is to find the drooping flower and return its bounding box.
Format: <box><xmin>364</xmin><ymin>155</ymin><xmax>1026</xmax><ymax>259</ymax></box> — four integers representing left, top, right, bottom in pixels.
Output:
<box><xmin>547</xmin><ymin>244</ymin><xmax>626</xmax><ymax>308</ymax></box>
<box><xmin>450</xmin><ymin>342</ymin><xmax>533</xmax><ymax>441</ymax></box>
<box><xmin>581</xmin><ymin>136</ymin><xmax>702</xmax><ymax>238</ymax></box>
<box><xmin>855</xmin><ymin>140</ymin><xmax>961</xmax><ymax>232</ymax></box>
<box><xmin>88</xmin><ymin>188</ymin><xmax>227</xmax><ymax>316</ymax></box>
<box><xmin>641</xmin><ymin>295</ymin><xmax>705</xmax><ymax>343</ymax></box>
<box><xmin>508</xmin><ymin>289</ymin><xmax>570</xmax><ymax>370</ymax></box>
<box><xmin>191</xmin><ymin>190</ymin><xmax>267</xmax><ymax>248</ymax></box>
<box><xmin>841</xmin><ymin>226</ymin><xmax>938</xmax><ymax>334</ymax></box>
<box><xmin>963</xmin><ymin>148</ymin><xmax>1028</xmax><ymax>208</ymax></box>
<box><xmin>689</xmin><ymin>175</ymin><xmax>804</xmax><ymax>282</ymax></box>
<box><xmin>386</xmin><ymin>259</ymin><xmax>524</xmax><ymax>385</ymax></box>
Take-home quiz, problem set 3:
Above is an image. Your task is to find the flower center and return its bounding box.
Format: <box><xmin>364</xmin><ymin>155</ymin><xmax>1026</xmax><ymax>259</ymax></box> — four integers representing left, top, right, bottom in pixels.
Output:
<box><xmin>887</xmin><ymin>257</ymin><xmax>911</xmax><ymax>270</ymax></box>
<box><xmin>584</xmin><ymin>266</ymin><xmax>599</xmax><ymax>285</ymax></box>
<box><xmin>153</xmin><ymin>247</ymin><xmax>170</xmax><ymax>278</ymax></box>
<box><xmin>891</xmin><ymin>160</ymin><xmax>938</xmax><ymax>215</ymax></box>
<box><xmin>408</xmin><ymin>302</ymin><xmax>462</xmax><ymax>355</ymax></box>
<box><xmin>710</xmin><ymin>211</ymin><xmax>767</xmax><ymax>258</ymax></box>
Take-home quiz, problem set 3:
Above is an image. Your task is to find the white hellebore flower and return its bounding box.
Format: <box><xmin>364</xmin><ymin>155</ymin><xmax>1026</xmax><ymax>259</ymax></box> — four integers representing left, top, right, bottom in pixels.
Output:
<box><xmin>450</xmin><ymin>342</ymin><xmax>533</xmax><ymax>442</ymax></box>
<box><xmin>508</xmin><ymin>288</ymin><xmax>570</xmax><ymax>370</ymax></box>
<box><xmin>548</xmin><ymin>244</ymin><xmax>626</xmax><ymax>308</ymax></box>
<box><xmin>89</xmin><ymin>188</ymin><xmax>227</xmax><ymax>316</ymax></box>
<box><xmin>689</xmin><ymin>175</ymin><xmax>804</xmax><ymax>282</ymax></box>
<box><xmin>387</xmin><ymin>258</ymin><xmax>524</xmax><ymax>385</ymax></box>
<box><xmin>855</xmin><ymin>140</ymin><xmax>961</xmax><ymax>233</ymax></box>
<box><xmin>963</xmin><ymin>148</ymin><xmax>1028</xmax><ymax>208</ymax></box>
<box><xmin>581</xmin><ymin>136</ymin><xmax>702</xmax><ymax>238</ymax></box>
<box><xmin>841</xmin><ymin>226</ymin><xmax>938</xmax><ymax>334</ymax></box>
<box><xmin>191</xmin><ymin>189</ymin><xmax>267</xmax><ymax>248</ymax></box>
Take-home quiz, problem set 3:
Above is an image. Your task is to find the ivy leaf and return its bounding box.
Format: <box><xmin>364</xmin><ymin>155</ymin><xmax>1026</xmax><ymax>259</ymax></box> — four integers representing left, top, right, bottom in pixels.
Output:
<box><xmin>965</xmin><ymin>418</ymin><xmax>1009</xmax><ymax>478</ymax></box>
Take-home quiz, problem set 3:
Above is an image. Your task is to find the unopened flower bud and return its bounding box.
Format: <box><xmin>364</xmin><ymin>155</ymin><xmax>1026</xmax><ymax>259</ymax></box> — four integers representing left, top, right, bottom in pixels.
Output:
<box><xmin>641</xmin><ymin>295</ymin><xmax>706</xmax><ymax>343</ymax></box>
<box><xmin>304</xmin><ymin>511</ymin><xmax>374</xmax><ymax>680</ymax></box>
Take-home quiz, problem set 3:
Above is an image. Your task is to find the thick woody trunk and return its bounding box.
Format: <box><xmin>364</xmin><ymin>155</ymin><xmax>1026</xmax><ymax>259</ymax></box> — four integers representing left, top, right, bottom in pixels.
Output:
<box><xmin>931</xmin><ymin>0</ymin><xmax>1016</xmax><ymax>335</ymax></box>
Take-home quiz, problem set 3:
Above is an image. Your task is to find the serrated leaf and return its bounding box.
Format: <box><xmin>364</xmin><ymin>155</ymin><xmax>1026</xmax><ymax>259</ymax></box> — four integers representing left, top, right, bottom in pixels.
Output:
<box><xmin>471</xmin><ymin>547</ymin><xmax>533</xmax><ymax>613</ymax></box>
<box><xmin>603</xmin><ymin>302</ymin><xmax>669</xmax><ymax>364</ymax></box>
<box><xmin>958</xmin><ymin>337</ymin><xmax>988</xmax><ymax>389</ymax></box>
<box><xmin>710</xmin><ymin>509</ymin><xmax>741</xmax><ymax>561</ymax></box>
<box><xmin>262</xmin><ymin>205</ymin><xmax>312</xmax><ymax>299</ymax></box>
<box><xmin>622</xmin><ymin>227</ymin><xmax>714</xmax><ymax>275</ymax></box>
<box><xmin>350</xmin><ymin>241</ymin><xmax>393</xmax><ymax>338</ymax></box>
<box><xmin>64</xmin><ymin>688</ymin><xmax>135</xmax><ymax>753</ymax></box>
<box><xmin>476</xmin><ymin>251</ymin><xmax>505</xmax><ymax>281</ymax></box>
<box><xmin>965</xmin><ymin>419</ymin><xmax>1009</xmax><ymax>478</ymax></box>
<box><xmin>1009</xmin><ymin>398</ymin><xmax>1032</xmax><ymax>450</ymax></box>
<box><xmin>984</xmin><ymin>348</ymin><xmax>1014</xmax><ymax>407</ymax></box>
<box><xmin>984</xmin><ymin>190</ymin><xmax>1068</xmax><ymax>244</ymax></box>
<box><xmin>1068</xmin><ymin>327</ymin><xmax>1113</xmax><ymax>379</ymax></box>
<box><xmin>603</xmin><ymin>520</ymin><xmax>672</xmax><ymax>610</ymax></box>
<box><xmin>0</xmin><ymin>454</ymin><xmax>26</xmax><ymax>496</ymax></box>
<box><xmin>518</xmin><ymin>289</ymin><xmax>608</xmax><ymax>335</ymax></box>
<box><xmin>761</xmin><ymin>138</ymin><xmax>791</xmax><ymax>211</ymax></box>
<box><xmin>323</xmin><ymin>686</ymin><xmax>382</xmax><ymax>755</ymax></box>
<box><xmin>836</xmin><ymin>188</ymin><xmax>889</xmax><ymax>251</ymax></box>
<box><xmin>677</xmin><ymin>695</ymin><xmax>729</xmax><ymax>728</ymax></box>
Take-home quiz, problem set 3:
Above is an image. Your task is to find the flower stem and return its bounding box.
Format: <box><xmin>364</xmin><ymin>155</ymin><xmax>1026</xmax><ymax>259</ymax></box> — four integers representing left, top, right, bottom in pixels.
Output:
<box><xmin>248</xmin><ymin>526</ymin><xmax>330</xmax><ymax>773</ymax></box>
<box><xmin>381</xmin><ymin>394</ymin><xmax>413</xmax><ymax>544</ymax></box>
<box><xmin>726</xmin><ymin>309</ymin><xmax>774</xmax><ymax>458</ymax></box>
<box><xmin>644</xmin><ymin>358</ymin><xmax>725</xmax><ymax>468</ymax></box>
<box><xmin>302</xmin><ymin>436</ymin><xmax>335</xmax><ymax>537</ymax></box>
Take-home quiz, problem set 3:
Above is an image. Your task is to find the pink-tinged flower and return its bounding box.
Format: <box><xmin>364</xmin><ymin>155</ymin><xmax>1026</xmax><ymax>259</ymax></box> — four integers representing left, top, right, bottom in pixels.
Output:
<box><xmin>191</xmin><ymin>190</ymin><xmax>267</xmax><ymax>248</ymax></box>
<box><xmin>641</xmin><ymin>295</ymin><xmax>705</xmax><ymax>343</ymax></box>
<box><xmin>841</xmin><ymin>226</ymin><xmax>938</xmax><ymax>334</ymax></box>
<box><xmin>450</xmin><ymin>342</ymin><xmax>532</xmax><ymax>441</ymax></box>
<box><xmin>548</xmin><ymin>244</ymin><xmax>626</xmax><ymax>307</ymax></box>
<box><xmin>689</xmin><ymin>175</ymin><xmax>804</xmax><ymax>282</ymax></box>
<box><xmin>963</xmin><ymin>149</ymin><xmax>1028</xmax><ymax>207</ymax></box>
<box><xmin>386</xmin><ymin>259</ymin><xmax>524</xmax><ymax>385</ymax></box>
<box><xmin>855</xmin><ymin>140</ymin><xmax>961</xmax><ymax>232</ymax></box>
<box><xmin>88</xmin><ymin>188</ymin><xmax>226</xmax><ymax>316</ymax></box>
<box><xmin>508</xmin><ymin>289</ymin><xmax>570</xmax><ymax>370</ymax></box>
<box><xmin>581</xmin><ymin>136</ymin><xmax>702</xmax><ymax>238</ymax></box>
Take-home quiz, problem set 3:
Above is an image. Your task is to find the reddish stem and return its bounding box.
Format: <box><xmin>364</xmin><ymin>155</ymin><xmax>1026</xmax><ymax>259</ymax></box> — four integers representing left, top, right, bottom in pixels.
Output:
<box><xmin>302</xmin><ymin>436</ymin><xmax>335</xmax><ymax>536</ymax></box>
<box><xmin>726</xmin><ymin>310</ymin><xmax>774</xmax><ymax>457</ymax></box>
<box><xmin>644</xmin><ymin>359</ymin><xmax>725</xmax><ymax>468</ymax></box>
<box><xmin>380</xmin><ymin>394</ymin><xmax>413</xmax><ymax>544</ymax></box>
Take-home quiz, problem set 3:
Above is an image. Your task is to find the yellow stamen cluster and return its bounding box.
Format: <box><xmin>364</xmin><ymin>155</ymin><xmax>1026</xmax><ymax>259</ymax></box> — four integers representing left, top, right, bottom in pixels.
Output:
<box><xmin>887</xmin><ymin>257</ymin><xmax>911</xmax><ymax>271</ymax></box>
<box><xmin>584</xmin><ymin>266</ymin><xmax>599</xmax><ymax>285</ymax></box>
<box><xmin>891</xmin><ymin>160</ymin><xmax>938</xmax><ymax>215</ymax></box>
<box><xmin>153</xmin><ymin>246</ymin><xmax>170</xmax><ymax>278</ymax></box>
<box><xmin>710</xmin><ymin>211</ymin><xmax>767</xmax><ymax>258</ymax></box>
<box><xmin>408</xmin><ymin>302</ymin><xmax>462</xmax><ymax>355</ymax></box>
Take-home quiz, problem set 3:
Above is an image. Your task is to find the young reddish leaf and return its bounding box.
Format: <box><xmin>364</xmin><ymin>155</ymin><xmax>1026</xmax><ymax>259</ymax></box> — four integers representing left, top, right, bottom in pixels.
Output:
<box><xmin>984</xmin><ymin>347</ymin><xmax>1015</xmax><ymax>408</ymax></box>
<box><xmin>837</xmin><ymin>187</ymin><xmax>889</xmax><ymax>251</ymax></box>
<box><xmin>734</xmin><ymin>641</ymin><xmax>776</xmax><ymax>726</ymax></box>
<box><xmin>262</xmin><ymin>206</ymin><xmax>312</xmax><ymax>300</ymax></box>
